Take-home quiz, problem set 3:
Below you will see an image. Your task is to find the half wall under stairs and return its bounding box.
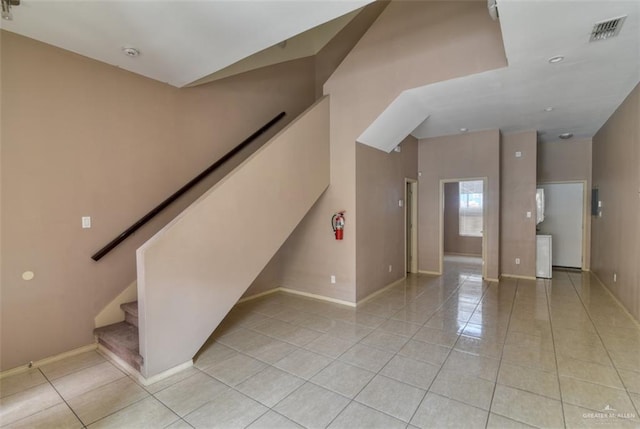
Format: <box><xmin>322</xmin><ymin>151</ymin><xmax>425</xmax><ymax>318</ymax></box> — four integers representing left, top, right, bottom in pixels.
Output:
<box><xmin>130</xmin><ymin>97</ymin><xmax>330</xmax><ymax>379</ymax></box>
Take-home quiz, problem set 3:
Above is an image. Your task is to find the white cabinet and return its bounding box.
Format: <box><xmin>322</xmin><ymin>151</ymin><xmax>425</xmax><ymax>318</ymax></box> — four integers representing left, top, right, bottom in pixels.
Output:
<box><xmin>536</xmin><ymin>235</ymin><xmax>552</xmax><ymax>278</ymax></box>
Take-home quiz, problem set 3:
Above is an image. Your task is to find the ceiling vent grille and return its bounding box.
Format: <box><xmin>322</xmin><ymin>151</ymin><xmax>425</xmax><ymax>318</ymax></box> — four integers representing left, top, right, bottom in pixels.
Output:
<box><xmin>590</xmin><ymin>16</ymin><xmax>626</xmax><ymax>42</ymax></box>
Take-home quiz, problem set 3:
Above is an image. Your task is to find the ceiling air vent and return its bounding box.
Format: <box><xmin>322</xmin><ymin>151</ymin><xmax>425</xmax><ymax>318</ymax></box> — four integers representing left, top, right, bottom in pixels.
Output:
<box><xmin>590</xmin><ymin>16</ymin><xmax>626</xmax><ymax>42</ymax></box>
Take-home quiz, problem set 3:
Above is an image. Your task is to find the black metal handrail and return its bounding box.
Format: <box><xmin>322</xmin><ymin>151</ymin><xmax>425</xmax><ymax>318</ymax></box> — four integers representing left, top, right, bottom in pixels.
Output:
<box><xmin>91</xmin><ymin>111</ymin><xmax>286</xmax><ymax>261</ymax></box>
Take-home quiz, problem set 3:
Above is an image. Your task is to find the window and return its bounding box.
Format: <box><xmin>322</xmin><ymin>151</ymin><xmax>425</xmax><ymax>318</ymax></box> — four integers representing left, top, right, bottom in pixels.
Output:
<box><xmin>459</xmin><ymin>180</ymin><xmax>483</xmax><ymax>237</ymax></box>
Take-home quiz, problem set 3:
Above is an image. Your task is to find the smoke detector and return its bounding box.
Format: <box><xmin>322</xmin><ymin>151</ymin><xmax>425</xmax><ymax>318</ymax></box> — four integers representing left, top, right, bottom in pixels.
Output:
<box><xmin>122</xmin><ymin>47</ymin><xmax>140</xmax><ymax>57</ymax></box>
<box><xmin>590</xmin><ymin>16</ymin><xmax>626</xmax><ymax>42</ymax></box>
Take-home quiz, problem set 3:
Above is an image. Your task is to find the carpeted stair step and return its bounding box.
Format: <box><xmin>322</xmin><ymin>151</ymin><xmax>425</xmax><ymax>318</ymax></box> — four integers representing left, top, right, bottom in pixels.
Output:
<box><xmin>94</xmin><ymin>322</ymin><xmax>143</xmax><ymax>370</ymax></box>
<box><xmin>120</xmin><ymin>301</ymin><xmax>138</xmax><ymax>327</ymax></box>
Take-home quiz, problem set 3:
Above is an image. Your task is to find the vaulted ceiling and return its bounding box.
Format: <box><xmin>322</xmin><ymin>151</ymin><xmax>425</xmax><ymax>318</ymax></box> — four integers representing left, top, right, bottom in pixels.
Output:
<box><xmin>358</xmin><ymin>0</ymin><xmax>640</xmax><ymax>149</ymax></box>
<box><xmin>0</xmin><ymin>1</ymin><xmax>372</xmax><ymax>87</ymax></box>
<box><xmin>2</xmin><ymin>0</ymin><xmax>639</xmax><ymax>147</ymax></box>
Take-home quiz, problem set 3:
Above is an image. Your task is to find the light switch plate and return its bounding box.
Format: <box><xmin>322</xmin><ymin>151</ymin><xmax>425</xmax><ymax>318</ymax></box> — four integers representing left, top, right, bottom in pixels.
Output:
<box><xmin>82</xmin><ymin>216</ymin><xmax>91</xmax><ymax>229</ymax></box>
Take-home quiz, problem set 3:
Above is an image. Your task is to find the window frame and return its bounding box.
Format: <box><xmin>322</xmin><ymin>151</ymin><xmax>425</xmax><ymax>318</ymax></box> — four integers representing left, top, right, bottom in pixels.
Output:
<box><xmin>458</xmin><ymin>180</ymin><xmax>484</xmax><ymax>237</ymax></box>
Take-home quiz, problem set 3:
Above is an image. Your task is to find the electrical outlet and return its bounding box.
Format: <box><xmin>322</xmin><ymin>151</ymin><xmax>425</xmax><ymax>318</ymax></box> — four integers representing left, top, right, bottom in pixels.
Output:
<box><xmin>515</xmin><ymin>258</ymin><xmax>520</xmax><ymax>265</ymax></box>
<box><xmin>330</xmin><ymin>275</ymin><xmax>336</xmax><ymax>284</ymax></box>
<box><xmin>613</xmin><ymin>273</ymin><xmax>617</xmax><ymax>283</ymax></box>
<box><xmin>398</xmin><ymin>200</ymin><xmax>403</xmax><ymax>207</ymax></box>
<box><xmin>388</xmin><ymin>265</ymin><xmax>392</xmax><ymax>272</ymax></box>
<box><xmin>526</xmin><ymin>211</ymin><xmax>532</xmax><ymax>218</ymax></box>
<box><xmin>515</xmin><ymin>151</ymin><xmax>522</xmax><ymax>158</ymax></box>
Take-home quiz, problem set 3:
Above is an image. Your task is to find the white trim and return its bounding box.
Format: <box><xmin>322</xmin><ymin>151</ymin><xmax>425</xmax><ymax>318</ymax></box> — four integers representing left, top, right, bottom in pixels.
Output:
<box><xmin>357</xmin><ymin>277</ymin><xmax>407</xmax><ymax>306</ymax></box>
<box><xmin>485</xmin><ymin>277</ymin><xmax>500</xmax><ymax>283</ymax></box>
<box><xmin>97</xmin><ymin>344</ymin><xmax>193</xmax><ymax>386</ymax></box>
<box><xmin>404</xmin><ymin>178</ymin><xmax>419</xmax><ymax>274</ymax></box>
<box><xmin>419</xmin><ymin>270</ymin><xmax>441</xmax><ymax>276</ymax></box>
<box><xmin>439</xmin><ymin>177</ymin><xmax>489</xmax><ymax>280</ymax></box>
<box><xmin>238</xmin><ymin>288</ymin><xmax>280</xmax><ymax>303</ymax></box>
<box><xmin>444</xmin><ymin>252</ymin><xmax>483</xmax><ymax>258</ymax></box>
<box><xmin>537</xmin><ymin>180</ymin><xmax>589</xmax><ymax>271</ymax></box>
<box><xmin>501</xmin><ymin>274</ymin><xmax>537</xmax><ymax>281</ymax></box>
<box><xmin>241</xmin><ymin>286</ymin><xmax>362</xmax><ymax>308</ymax></box>
<box><xmin>0</xmin><ymin>343</ymin><xmax>98</xmax><ymax>379</ymax></box>
<box><xmin>591</xmin><ymin>272</ymin><xmax>640</xmax><ymax>330</ymax></box>
<box><xmin>279</xmin><ymin>288</ymin><xmax>356</xmax><ymax>307</ymax></box>
<box><xmin>139</xmin><ymin>361</ymin><xmax>193</xmax><ymax>386</ymax></box>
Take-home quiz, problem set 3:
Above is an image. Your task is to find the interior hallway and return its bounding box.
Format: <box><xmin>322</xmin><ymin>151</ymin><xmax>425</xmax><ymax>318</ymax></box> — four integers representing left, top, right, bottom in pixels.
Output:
<box><xmin>1</xmin><ymin>256</ymin><xmax>639</xmax><ymax>428</ymax></box>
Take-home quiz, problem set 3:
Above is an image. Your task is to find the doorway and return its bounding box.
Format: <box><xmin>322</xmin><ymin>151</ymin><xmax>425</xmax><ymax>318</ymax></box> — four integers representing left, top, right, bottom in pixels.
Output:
<box><xmin>537</xmin><ymin>182</ymin><xmax>586</xmax><ymax>269</ymax></box>
<box><xmin>405</xmin><ymin>179</ymin><xmax>418</xmax><ymax>273</ymax></box>
<box><xmin>439</xmin><ymin>178</ymin><xmax>487</xmax><ymax>279</ymax></box>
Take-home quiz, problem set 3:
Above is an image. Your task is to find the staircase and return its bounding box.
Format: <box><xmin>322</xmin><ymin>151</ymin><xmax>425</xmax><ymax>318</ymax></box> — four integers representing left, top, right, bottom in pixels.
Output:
<box><xmin>94</xmin><ymin>301</ymin><xmax>142</xmax><ymax>370</ymax></box>
<box><xmin>94</xmin><ymin>97</ymin><xmax>330</xmax><ymax>380</ymax></box>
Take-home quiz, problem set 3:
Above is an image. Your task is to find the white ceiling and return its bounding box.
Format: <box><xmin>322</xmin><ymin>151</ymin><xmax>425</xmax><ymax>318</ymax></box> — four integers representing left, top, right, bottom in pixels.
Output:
<box><xmin>358</xmin><ymin>0</ymin><xmax>640</xmax><ymax>150</ymax></box>
<box><xmin>188</xmin><ymin>9</ymin><xmax>361</xmax><ymax>86</ymax></box>
<box><xmin>0</xmin><ymin>1</ymin><xmax>371</xmax><ymax>88</ymax></box>
<box><xmin>3</xmin><ymin>1</ymin><xmax>638</xmax><ymax>145</ymax></box>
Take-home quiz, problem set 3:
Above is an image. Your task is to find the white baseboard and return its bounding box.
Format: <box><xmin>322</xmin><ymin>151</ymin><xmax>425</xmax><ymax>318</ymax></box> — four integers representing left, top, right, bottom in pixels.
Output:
<box><xmin>97</xmin><ymin>344</ymin><xmax>193</xmax><ymax>386</ymax></box>
<box><xmin>138</xmin><ymin>361</ymin><xmax>193</xmax><ymax>386</ymax></box>
<box><xmin>485</xmin><ymin>277</ymin><xmax>500</xmax><ymax>283</ymax></box>
<box><xmin>444</xmin><ymin>252</ymin><xmax>483</xmax><ymax>257</ymax></box>
<box><xmin>279</xmin><ymin>288</ymin><xmax>356</xmax><ymax>307</ymax></box>
<box><xmin>239</xmin><ymin>286</ymin><xmax>356</xmax><ymax>307</ymax></box>
<box><xmin>591</xmin><ymin>272</ymin><xmax>640</xmax><ymax>330</ymax></box>
<box><xmin>501</xmin><ymin>274</ymin><xmax>537</xmax><ymax>281</ymax></box>
<box><xmin>0</xmin><ymin>343</ymin><xmax>98</xmax><ymax>380</ymax></box>
<box><xmin>356</xmin><ymin>277</ymin><xmax>406</xmax><ymax>306</ymax></box>
<box><xmin>238</xmin><ymin>288</ymin><xmax>280</xmax><ymax>303</ymax></box>
<box><xmin>418</xmin><ymin>270</ymin><xmax>441</xmax><ymax>276</ymax></box>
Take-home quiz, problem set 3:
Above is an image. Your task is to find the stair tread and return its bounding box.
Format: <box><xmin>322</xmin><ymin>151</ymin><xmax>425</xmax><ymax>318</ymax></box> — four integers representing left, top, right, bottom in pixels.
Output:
<box><xmin>94</xmin><ymin>322</ymin><xmax>142</xmax><ymax>365</ymax></box>
<box><xmin>120</xmin><ymin>301</ymin><xmax>138</xmax><ymax>317</ymax></box>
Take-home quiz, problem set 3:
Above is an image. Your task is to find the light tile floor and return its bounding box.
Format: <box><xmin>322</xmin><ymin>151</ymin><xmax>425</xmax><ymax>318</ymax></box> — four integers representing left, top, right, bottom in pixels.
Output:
<box><xmin>2</xmin><ymin>256</ymin><xmax>640</xmax><ymax>428</ymax></box>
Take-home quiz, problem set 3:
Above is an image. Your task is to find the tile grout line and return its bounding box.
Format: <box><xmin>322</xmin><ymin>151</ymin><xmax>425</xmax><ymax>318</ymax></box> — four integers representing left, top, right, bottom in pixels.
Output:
<box><xmin>545</xmin><ymin>272</ymin><xmax>568</xmax><ymax>428</ymax></box>
<box><xmin>484</xmin><ymin>278</ymin><xmax>518</xmax><ymax>429</ymax></box>
<box><xmin>403</xmin><ymin>272</ymin><xmax>491</xmax><ymax>426</ymax></box>
<box><xmin>36</xmin><ymin>367</ymin><xmax>87</xmax><ymax>429</ymax></box>
<box><xmin>264</xmin><ymin>275</ymin><xmax>429</xmax><ymax>428</ymax></box>
<box><xmin>326</xmin><ymin>273</ymin><xmax>471</xmax><ymax>428</ymax></box>
<box><xmin>565</xmin><ymin>271</ymin><xmax>640</xmax><ymax>419</ymax></box>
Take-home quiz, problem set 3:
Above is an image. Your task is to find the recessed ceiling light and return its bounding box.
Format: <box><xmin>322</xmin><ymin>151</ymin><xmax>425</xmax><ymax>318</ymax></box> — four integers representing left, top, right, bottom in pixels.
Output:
<box><xmin>544</xmin><ymin>107</ymin><xmax>554</xmax><ymax>112</ymax></box>
<box><xmin>460</xmin><ymin>128</ymin><xmax>468</xmax><ymax>133</ymax></box>
<box><xmin>548</xmin><ymin>55</ymin><xmax>564</xmax><ymax>64</ymax></box>
<box><xmin>559</xmin><ymin>132</ymin><xmax>574</xmax><ymax>140</ymax></box>
<box><xmin>122</xmin><ymin>47</ymin><xmax>140</xmax><ymax>57</ymax></box>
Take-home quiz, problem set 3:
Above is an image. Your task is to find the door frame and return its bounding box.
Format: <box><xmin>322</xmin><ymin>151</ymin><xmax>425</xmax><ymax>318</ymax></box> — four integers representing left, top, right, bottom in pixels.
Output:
<box><xmin>439</xmin><ymin>177</ymin><xmax>488</xmax><ymax>279</ymax></box>
<box><xmin>536</xmin><ymin>180</ymin><xmax>588</xmax><ymax>271</ymax></box>
<box><xmin>405</xmin><ymin>178</ymin><xmax>418</xmax><ymax>274</ymax></box>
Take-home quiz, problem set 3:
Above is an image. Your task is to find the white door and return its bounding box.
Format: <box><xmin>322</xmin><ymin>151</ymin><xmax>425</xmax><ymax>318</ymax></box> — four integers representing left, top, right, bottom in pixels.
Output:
<box><xmin>538</xmin><ymin>183</ymin><xmax>584</xmax><ymax>268</ymax></box>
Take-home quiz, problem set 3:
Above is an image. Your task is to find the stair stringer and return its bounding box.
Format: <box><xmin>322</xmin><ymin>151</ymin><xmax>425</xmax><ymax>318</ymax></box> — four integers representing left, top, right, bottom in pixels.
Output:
<box><xmin>136</xmin><ymin>97</ymin><xmax>330</xmax><ymax>379</ymax></box>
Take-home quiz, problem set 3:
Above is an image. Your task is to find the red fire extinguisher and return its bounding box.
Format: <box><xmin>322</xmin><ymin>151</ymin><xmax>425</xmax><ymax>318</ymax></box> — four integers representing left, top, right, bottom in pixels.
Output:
<box><xmin>332</xmin><ymin>211</ymin><xmax>345</xmax><ymax>240</ymax></box>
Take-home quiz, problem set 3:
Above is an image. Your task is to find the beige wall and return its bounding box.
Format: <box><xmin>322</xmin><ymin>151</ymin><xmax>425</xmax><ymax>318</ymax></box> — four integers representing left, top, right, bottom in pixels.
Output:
<box><xmin>444</xmin><ymin>182</ymin><xmax>482</xmax><ymax>256</ymax></box>
<box><xmin>314</xmin><ymin>1</ymin><xmax>389</xmax><ymax>98</ymax></box>
<box><xmin>537</xmin><ymin>137</ymin><xmax>592</xmax><ymax>269</ymax></box>
<box><xmin>138</xmin><ymin>98</ymin><xmax>329</xmax><ymax>377</ymax></box>
<box><xmin>500</xmin><ymin>131</ymin><xmax>537</xmax><ymax>278</ymax></box>
<box><xmin>0</xmin><ymin>31</ymin><xmax>315</xmax><ymax>370</ymax></box>
<box><xmin>591</xmin><ymin>83</ymin><xmax>639</xmax><ymax>322</ymax></box>
<box><xmin>274</xmin><ymin>1</ymin><xmax>506</xmax><ymax>302</ymax></box>
<box><xmin>355</xmin><ymin>136</ymin><xmax>417</xmax><ymax>301</ymax></box>
<box><xmin>418</xmin><ymin>130</ymin><xmax>501</xmax><ymax>279</ymax></box>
